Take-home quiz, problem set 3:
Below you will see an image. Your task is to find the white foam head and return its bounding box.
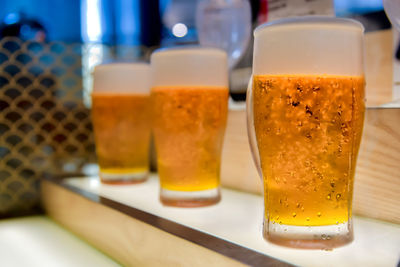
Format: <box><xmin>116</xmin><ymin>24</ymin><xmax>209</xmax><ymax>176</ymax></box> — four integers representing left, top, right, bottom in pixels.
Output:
<box><xmin>92</xmin><ymin>63</ymin><xmax>151</xmax><ymax>94</ymax></box>
<box><xmin>151</xmin><ymin>47</ymin><xmax>228</xmax><ymax>88</ymax></box>
<box><xmin>253</xmin><ymin>16</ymin><xmax>365</xmax><ymax>76</ymax></box>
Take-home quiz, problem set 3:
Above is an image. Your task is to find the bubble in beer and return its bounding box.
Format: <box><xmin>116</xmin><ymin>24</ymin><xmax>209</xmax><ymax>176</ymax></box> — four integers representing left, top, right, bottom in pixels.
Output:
<box><xmin>253</xmin><ymin>74</ymin><xmax>365</xmax><ymax>226</ymax></box>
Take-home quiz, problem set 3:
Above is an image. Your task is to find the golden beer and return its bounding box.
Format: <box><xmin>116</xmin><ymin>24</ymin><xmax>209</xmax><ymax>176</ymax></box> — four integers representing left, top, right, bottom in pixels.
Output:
<box><xmin>152</xmin><ymin>86</ymin><xmax>228</xmax><ymax>192</ymax></box>
<box><xmin>151</xmin><ymin>47</ymin><xmax>228</xmax><ymax>206</ymax></box>
<box><xmin>253</xmin><ymin>74</ymin><xmax>365</xmax><ymax>226</ymax></box>
<box><xmin>248</xmin><ymin>16</ymin><xmax>365</xmax><ymax>248</ymax></box>
<box><xmin>91</xmin><ymin>93</ymin><xmax>151</xmax><ymax>184</ymax></box>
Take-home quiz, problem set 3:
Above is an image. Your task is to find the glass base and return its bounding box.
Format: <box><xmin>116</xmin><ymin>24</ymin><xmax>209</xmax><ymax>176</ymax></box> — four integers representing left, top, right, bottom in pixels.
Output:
<box><xmin>264</xmin><ymin>218</ymin><xmax>353</xmax><ymax>250</ymax></box>
<box><xmin>160</xmin><ymin>187</ymin><xmax>221</xmax><ymax>207</ymax></box>
<box><xmin>100</xmin><ymin>171</ymin><xmax>148</xmax><ymax>185</ymax></box>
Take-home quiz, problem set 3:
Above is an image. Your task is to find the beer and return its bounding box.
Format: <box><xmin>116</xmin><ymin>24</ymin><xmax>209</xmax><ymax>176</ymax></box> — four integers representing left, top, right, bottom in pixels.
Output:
<box><xmin>91</xmin><ymin>63</ymin><xmax>151</xmax><ymax>184</ymax></box>
<box><xmin>151</xmin><ymin>47</ymin><xmax>228</xmax><ymax>206</ymax></box>
<box><xmin>91</xmin><ymin>93</ymin><xmax>151</xmax><ymax>183</ymax></box>
<box><xmin>248</xmin><ymin>16</ymin><xmax>365</xmax><ymax>248</ymax></box>
<box><xmin>253</xmin><ymin>74</ymin><xmax>365</xmax><ymax>226</ymax></box>
<box><xmin>152</xmin><ymin>86</ymin><xmax>228</xmax><ymax>191</ymax></box>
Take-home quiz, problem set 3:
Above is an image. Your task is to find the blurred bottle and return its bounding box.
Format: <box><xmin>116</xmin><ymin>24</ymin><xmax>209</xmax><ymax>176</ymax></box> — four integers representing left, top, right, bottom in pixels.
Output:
<box><xmin>383</xmin><ymin>0</ymin><xmax>400</xmax><ymax>101</ymax></box>
<box><xmin>383</xmin><ymin>0</ymin><xmax>400</xmax><ymax>31</ymax></box>
<box><xmin>0</xmin><ymin>12</ymin><xmax>47</xmax><ymax>72</ymax></box>
<box><xmin>0</xmin><ymin>12</ymin><xmax>47</xmax><ymax>42</ymax></box>
<box><xmin>80</xmin><ymin>0</ymin><xmax>161</xmax><ymax>107</ymax></box>
<box><xmin>196</xmin><ymin>0</ymin><xmax>251</xmax><ymax>69</ymax></box>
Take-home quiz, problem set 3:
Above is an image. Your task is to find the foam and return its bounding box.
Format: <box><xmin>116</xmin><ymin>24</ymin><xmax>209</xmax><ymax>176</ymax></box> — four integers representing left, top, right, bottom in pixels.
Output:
<box><xmin>92</xmin><ymin>63</ymin><xmax>151</xmax><ymax>94</ymax></box>
<box><xmin>253</xmin><ymin>16</ymin><xmax>364</xmax><ymax>76</ymax></box>
<box><xmin>151</xmin><ymin>47</ymin><xmax>228</xmax><ymax>88</ymax></box>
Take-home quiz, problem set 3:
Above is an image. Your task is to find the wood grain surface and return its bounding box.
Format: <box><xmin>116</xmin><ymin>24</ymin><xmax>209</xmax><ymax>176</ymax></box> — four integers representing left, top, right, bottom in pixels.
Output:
<box><xmin>221</xmin><ymin>109</ymin><xmax>262</xmax><ymax>195</ymax></box>
<box><xmin>354</xmin><ymin>108</ymin><xmax>400</xmax><ymax>224</ymax></box>
<box><xmin>364</xmin><ymin>29</ymin><xmax>394</xmax><ymax>107</ymax></box>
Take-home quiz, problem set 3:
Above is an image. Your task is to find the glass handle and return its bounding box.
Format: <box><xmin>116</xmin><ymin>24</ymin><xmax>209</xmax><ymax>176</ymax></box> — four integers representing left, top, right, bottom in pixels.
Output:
<box><xmin>246</xmin><ymin>76</ymin><xmax>262</xmax><ymax>179</ymax></box>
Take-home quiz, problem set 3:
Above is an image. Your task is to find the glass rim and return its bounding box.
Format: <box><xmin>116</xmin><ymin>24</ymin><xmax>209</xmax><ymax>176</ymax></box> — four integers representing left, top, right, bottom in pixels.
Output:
<box><xmin>254</xmin><ymin>16</ymin><xmax>364</xmax><ymax>36</ymax></box>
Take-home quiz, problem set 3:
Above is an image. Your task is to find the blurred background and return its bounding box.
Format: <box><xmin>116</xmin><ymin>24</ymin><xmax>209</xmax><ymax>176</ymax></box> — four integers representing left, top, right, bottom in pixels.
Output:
<box><xmin>0</xmin><ymin>0</ymin><xmax>392</xmax><ymax>98</ymax></box>
<box><xmin>0</xmin><ymin>0</ymin><xmax>395</xmax><ymax>218</ymax></box>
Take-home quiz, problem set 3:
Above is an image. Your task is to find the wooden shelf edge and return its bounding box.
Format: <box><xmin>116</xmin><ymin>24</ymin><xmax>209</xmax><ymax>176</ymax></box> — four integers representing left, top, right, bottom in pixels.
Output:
<box><xmin>41</xmin><ymin>178</ymin><xmax>291</xmax><ymax>267</ymax></box>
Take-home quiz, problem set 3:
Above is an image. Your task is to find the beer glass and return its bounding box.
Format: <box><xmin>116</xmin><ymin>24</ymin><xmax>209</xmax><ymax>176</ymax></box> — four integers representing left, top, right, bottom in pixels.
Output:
<box><xmin>247</xmin><ymin>17</ymin><xmax>365</xmax><ymax>249</ymax></box>
<box><xmin>151</xmin><ymin>47</ymin><xmax>229</xmax><ymax>207</ymax></box>
<box><xmin>91</xmin><ymin>63</ymin><xmax>152</xmax><ymax>184</ymax></box>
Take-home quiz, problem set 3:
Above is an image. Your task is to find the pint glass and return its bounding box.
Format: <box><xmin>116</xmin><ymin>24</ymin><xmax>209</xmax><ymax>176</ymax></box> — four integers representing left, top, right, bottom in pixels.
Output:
<box><xmin>91</xmin><ymin>63</ymin><xmax>152</xmax><ymax>184</ymax></box>
<box><xmin>247</xmin><ymin>17</ymin><xmax>365</xmax><ymax>249</ymax></box>
<box><xmin>151</xmin><ymin>47</ymin><xmax>229</xmax><ymax>207</ymax></box>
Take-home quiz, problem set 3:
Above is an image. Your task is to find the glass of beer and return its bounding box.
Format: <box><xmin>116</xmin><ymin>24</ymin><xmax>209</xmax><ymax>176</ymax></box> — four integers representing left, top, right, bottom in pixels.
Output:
<box><xmin>151</xmin><ymin>47</ymin><xmax>229</xmax><ymax>207</ymax></box>
<box><xmin>91</xmin><ymin>63</ymin><xmax>152</xmax><ymax>184</ymax></box>
<box><xmin>247</xmin><ymin>17</ymin><xmax>365</xmax><ymax>249</ymax></box>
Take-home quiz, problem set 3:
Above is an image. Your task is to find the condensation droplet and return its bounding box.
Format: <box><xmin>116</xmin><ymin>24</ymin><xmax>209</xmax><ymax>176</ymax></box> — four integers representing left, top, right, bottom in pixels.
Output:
<box><xmin>296</xmin><ymin>203</ymin><xmax>300</xmax><ymax>208</ymax></box>
<box><xmin>336</xmin><ymin>194</ymin><xmax>341</xmax><ymax>200</ymax></box>
<box><xmin>317</xmin><ymin>212</ymin><xmax>322</xmax><ymax>217</ymax></box>
<box><xmin>292</xmin><ymin>212</ymin><xmax>297</xmax><ymax>218</ymax></box>
<box><xmin>306</xmin><ymin>217</ymin><xmax>310</xmax><ymax>221</ymax></box>
<box><xmin>326</xmin><ymin>194</ymin><xmax>331</xmax><ymax>200</ymax></box>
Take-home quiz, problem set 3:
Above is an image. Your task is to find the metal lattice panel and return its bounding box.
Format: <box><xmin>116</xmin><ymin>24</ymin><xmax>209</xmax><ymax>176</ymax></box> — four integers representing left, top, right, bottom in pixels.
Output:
<box><xmin>0</xmin><ymin>38</ymin><xmax>96</xmax><ymax>217</ymax></box>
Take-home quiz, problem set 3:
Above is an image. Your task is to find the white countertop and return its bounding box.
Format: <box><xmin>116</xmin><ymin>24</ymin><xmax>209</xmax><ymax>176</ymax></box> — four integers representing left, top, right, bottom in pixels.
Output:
<box><xmin>0</xmin><ymin>216</ymin><xmax>120</xmax><ymax>267</ymax></box>
<box><xmin>66</xmin><ymin>175</ymin><xmax>400</xmax><ymax>267</ymax></box>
